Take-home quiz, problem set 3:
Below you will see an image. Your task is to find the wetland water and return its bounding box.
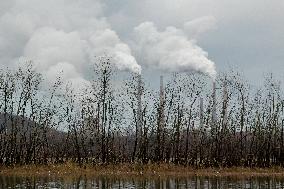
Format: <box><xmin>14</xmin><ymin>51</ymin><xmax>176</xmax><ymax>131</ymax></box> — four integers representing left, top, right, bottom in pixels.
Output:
<box><xmin>0</xmin><ymin>176</ymin><xmax>284</xmax><ymax>189</ymax></box>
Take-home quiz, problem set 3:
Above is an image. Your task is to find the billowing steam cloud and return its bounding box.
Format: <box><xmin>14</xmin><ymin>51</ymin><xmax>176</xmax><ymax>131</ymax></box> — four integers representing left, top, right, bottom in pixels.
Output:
<box><xmin>89</xmin><ymin>29</ymin><xmax>141</xmax><ymax>74</ymax></box>
<box><xmin>133</xmin><ymin>21</ymin><xmax>217</xmax><ymax>79</ymax></box>
<box><xmin>0</xmin><ymin>0</ymin><xmax>216</xmax><ymax>86</ymax></box>
<box><xmin>0</xmin><ymin>0</ymin><xmax>141</xmax><ymax>89</ymax></box>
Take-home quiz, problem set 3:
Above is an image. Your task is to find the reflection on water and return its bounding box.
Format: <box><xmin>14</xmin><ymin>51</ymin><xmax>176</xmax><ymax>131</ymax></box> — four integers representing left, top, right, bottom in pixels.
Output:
<box><xmin>1</xmin><ymin>175</ymin><xmax>284</xmax><ymax>189</ymax></box>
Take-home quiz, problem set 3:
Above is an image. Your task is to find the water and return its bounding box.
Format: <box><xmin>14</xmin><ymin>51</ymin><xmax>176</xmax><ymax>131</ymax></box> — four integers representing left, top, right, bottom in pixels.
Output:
<box><xmin>1</xmin><ymin>175</ymin><xmax>284</xmax><ymax>189</ymax></box>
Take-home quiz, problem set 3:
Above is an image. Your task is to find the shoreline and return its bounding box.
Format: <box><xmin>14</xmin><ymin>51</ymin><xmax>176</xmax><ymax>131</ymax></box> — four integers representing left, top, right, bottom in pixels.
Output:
<box><xmin>1</xmin><ymin>164</ymin><xmax>284</xmax><ymax>178</ymax></box>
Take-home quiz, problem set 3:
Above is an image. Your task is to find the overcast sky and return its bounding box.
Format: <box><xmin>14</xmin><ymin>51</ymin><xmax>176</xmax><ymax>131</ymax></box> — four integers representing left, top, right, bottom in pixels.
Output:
<box><xmin>104</xmin><ymin>0</ymin><xmax>284</xmax><ymax>84</ymax></box>
<box><xmin>0</xmin><ymin>0</ymin><xmax>283</xmax><ymax>87</ymax></box>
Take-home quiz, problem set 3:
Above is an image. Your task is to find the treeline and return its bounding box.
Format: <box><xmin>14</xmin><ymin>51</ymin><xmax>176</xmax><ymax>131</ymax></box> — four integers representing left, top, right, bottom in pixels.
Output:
<box><xmin>0</xmin><ymin>59</ymin><xmax>284</xmax><ymax>168</ymax></box>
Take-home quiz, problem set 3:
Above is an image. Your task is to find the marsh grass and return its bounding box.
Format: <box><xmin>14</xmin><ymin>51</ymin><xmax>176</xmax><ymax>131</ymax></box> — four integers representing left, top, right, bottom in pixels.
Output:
<box><xmin>1</xmin><ymin>163</ymin><xmax>284</xmax><ymax>179</ymax></box>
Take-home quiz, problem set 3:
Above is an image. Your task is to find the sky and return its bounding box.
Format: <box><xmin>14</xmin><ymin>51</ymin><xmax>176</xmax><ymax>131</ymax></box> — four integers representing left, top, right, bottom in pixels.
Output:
<box><xmin>104</xmin><ymin>0</ymin><xmax>284</xmax><ymax>85</ymax></box>
<box><xmin>0</xmin><ymin>0</ymin><xmax>284</xmax><ymax>88</ymax></box>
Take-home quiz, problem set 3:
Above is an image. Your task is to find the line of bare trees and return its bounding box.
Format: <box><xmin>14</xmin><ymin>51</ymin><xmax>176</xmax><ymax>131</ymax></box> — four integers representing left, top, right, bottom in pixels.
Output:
<box><xmin>1</xmin><ymin>59</ymin><xmax>284</xmax><ymax>168</ymax></box>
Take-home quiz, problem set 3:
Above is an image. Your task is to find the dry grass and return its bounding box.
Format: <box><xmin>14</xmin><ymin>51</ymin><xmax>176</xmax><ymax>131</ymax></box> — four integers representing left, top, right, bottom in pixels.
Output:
<box><xmin>1</xmin><ymin>163</ymin><xmax>284</xmax><ymax>179</ymax></box>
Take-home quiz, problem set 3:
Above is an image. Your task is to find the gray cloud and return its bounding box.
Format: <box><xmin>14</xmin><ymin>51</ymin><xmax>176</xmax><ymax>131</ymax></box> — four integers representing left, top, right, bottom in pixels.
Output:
<box><xmin>0</xmin><ymin>0</ymin><xmax>284</xmax><ymax>86</ymax></box>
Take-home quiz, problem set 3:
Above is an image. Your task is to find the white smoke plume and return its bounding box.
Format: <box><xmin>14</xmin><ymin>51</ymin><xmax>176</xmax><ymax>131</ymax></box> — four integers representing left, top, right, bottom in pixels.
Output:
<box><xmin>133</xmin><ymin>21</ymin><xmax>217</xmax><ymax>79</ymax></box>
<box><xmin>0</xmin><ymin>0</ymin><xmax>217</xmax><ymax>86</ymax></box>
<box><xmin>0</xmin><ymin>0</ymin><xmax>141</xmax><ymax>90</ymax></box>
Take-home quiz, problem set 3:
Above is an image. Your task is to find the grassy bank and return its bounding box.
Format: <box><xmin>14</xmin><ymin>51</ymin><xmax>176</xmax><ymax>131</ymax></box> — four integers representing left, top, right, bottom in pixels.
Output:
<box><xmin>1</xmin><ymin>163</ymin><xmax>284</xmax><ymax>178</ymax></box>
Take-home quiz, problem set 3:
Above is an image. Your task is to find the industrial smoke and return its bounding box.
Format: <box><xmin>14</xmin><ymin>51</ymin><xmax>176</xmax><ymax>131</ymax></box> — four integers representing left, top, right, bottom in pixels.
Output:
<box><xmin>0</xmin><ymin>0</ymin><xmax>217</xmax><ymax>86</ymax></box>
<box><xmin>0</xmin><ymin>0</ymin><xmax>141</xmax><ymax>90</ymax></box>
<box><xmin>133</xmin><ymin>22</ymin><xmax>217</xmax><ymax>79</ymax></box>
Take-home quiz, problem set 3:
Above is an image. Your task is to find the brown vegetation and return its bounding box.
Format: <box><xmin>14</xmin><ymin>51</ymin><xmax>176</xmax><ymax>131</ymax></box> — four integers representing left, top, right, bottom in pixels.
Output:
<box><xmin>2</xmin><ymin>163</ymin><xmax>284</xmax><ymax>178</ymax></box>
